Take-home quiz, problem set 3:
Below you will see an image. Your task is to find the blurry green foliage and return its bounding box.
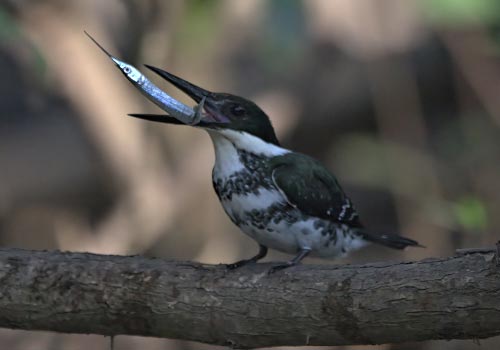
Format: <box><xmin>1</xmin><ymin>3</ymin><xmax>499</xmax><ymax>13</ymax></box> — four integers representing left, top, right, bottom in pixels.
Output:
<box><xmin>423</xmin><ymin>0</ymin><xmax>500</xmax><ymax>25</ymax></box>
<box><xmin>0</xmin><ymin>7</ymin><xmax>20</xmax><ymax>39</ymax></box>
<box><xmin>453</xmin><ymin>196</ymin><xmax>488</xmax><ymax>231</ymax></box>
<box><xmin>258</xmin><ymin>0</ymin><xmax>306</xmax><ymax>71</ymax></box>
<box><xmin>176</xmin><ymin>0</ymin><xmax>219</xmax><ymax>56</ymax></box>
<box><xmin>0</xmin><ymin>7</ymin><xmax>46</xmax><ymax>78</ymax></box>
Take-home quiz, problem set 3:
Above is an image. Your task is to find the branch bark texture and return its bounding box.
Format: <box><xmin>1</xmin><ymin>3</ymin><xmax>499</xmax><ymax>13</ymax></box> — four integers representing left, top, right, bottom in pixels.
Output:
<box><xmin>0</xmin><ymin>248</ymin><xmax>499</xmax><ymax>348</ymax></box>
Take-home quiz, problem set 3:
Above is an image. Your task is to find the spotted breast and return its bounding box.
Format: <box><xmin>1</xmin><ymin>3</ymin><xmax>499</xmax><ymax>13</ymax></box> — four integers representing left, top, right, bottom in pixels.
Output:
<box><xmin>209</xmin><ymin>130</ymin><xmax>367</xmax><ymax>257</ymax></box>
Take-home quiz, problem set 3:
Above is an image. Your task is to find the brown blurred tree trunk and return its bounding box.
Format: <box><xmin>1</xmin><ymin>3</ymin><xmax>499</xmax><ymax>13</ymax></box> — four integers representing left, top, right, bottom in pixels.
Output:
<box><xmin>0</xmin><ymin>248</ymin><xmax>499</xmax><ymax>348</ymax></box>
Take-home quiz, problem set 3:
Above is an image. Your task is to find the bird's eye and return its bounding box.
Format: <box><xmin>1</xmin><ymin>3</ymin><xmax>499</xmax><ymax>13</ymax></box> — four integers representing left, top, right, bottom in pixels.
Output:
<box><xmin>231</xmin><ymin>105</ymin><xmax>245</xmax><ymax>116</ymax></box>
<box><xmin>123</xmin><ymin>66</ymin><xmax>131</xmax><ymax>74</ymax></box>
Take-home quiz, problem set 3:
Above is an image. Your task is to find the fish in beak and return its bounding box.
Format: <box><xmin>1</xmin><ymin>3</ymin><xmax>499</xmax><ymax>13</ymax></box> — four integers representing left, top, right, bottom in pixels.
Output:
<box><xmin>85</xmin><ymin>31</ymin><xmax>204</xmax><ymax>125</ymax></box>
<box><xmin>129</xmin><ymin>65</ymin><xmax>231</xmax><ymax>127</ymax></box>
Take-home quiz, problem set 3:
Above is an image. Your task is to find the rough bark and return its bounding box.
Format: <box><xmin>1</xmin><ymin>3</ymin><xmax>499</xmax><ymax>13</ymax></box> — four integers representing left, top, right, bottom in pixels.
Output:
<box><xmin>0</xmin><ymin>248</ymin><xmax>499</xmax><ymax>349</ymax></box>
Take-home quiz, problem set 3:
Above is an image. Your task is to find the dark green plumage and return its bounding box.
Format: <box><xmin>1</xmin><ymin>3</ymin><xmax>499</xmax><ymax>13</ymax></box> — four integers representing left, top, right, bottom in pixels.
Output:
<box><xmin>211</xmin><ymin>93</ymin><xmax>281</xmax><ymax>146</ymax></box>
<box><xmin>270</xmin><ymin>153</ymin><xmax>362</xmax><ymax>227</ymax></box>
<box><xmin>270</xmin><ymin>153</ymin><xmax>421</xmax><ymax>249</ymax></box>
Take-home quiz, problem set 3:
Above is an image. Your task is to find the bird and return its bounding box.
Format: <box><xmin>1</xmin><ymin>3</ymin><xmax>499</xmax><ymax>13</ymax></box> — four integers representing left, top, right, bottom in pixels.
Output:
<box><xmin>126</xmin><ymin>66</ymin><xmax>422</xmax><ymax>273</ymax></box>
<box><xmin>83</xmin><ymin>33</ymin><xmax>419</xmax><ymax>273</ymax></box>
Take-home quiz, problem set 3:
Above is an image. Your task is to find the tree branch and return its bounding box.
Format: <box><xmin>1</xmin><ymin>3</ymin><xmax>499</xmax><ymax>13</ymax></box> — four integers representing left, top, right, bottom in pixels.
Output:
<box><xmin>0</xmin><ymin>247</ymin><xmax>499</xmax><ymax>348</ymax></box>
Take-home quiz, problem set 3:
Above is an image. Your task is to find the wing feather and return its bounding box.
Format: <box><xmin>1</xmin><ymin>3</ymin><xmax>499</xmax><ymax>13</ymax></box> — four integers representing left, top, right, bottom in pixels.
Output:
<box><xmin>270</xmin><ymin>153</ymin><xmax>362</xmax><ymax>227</ymax></box>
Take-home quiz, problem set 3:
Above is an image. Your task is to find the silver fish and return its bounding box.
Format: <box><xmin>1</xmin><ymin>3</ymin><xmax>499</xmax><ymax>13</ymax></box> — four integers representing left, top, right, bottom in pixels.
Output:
<box><xmin>85</xmin><ymin>31</ymin><xmax>203</xmax><ymax>125</ymax></box>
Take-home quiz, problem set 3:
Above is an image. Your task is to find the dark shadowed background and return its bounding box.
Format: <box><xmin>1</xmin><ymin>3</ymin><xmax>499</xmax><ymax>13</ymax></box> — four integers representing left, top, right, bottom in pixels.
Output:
<box><xmin>1</xmin><ymin>0</ymin><xmax>499</xmax><ymax>349</ymax></box>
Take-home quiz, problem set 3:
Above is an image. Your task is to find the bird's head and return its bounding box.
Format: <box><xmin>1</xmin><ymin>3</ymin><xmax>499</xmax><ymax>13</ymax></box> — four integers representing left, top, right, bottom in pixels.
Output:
<box><xmin>131</xmin><ymin>65</ymin><xmax>280</xmax><ymax>146</ymax></box>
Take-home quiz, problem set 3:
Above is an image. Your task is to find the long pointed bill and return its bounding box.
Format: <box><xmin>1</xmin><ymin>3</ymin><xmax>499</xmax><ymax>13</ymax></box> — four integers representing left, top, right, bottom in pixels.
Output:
<box><xmin>127</xmin><ymin>114</ymin><xmax>185</xmax><ymax>125</ymax></box>
<box><xmin>145</xmin><ymin>64</ymin><xmax>230</xmax><ymax>124</ymax></box>
<box><xmin>145</xmin><ymin>64</ymin><xmax>210</xmax><ymax>103</ymax></box>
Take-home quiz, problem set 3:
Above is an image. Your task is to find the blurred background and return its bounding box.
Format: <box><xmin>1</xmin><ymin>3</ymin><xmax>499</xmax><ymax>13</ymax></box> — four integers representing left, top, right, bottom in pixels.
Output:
<box><xmin>1</xmin><ymin>0</ymin><xmax>499</xmax><ymax>349</ymax></box>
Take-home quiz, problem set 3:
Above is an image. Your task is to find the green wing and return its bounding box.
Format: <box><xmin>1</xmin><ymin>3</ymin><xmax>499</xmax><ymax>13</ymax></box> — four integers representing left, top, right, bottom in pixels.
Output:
<box><xmin>270</xmin><ymin>153</ymin><xmax>362</xmax><ymax>227</ymax></box>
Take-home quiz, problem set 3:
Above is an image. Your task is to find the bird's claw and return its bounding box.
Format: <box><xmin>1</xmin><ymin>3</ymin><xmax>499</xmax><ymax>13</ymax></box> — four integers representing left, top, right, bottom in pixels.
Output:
<box><xmin>267</xmin><ymin>262</ymin><xmax>294</xmax><ymax>275</ymax></box>
<box><xmin>267</xmin><ymin>249</ymin><xmax>310</xmax><ymax>274</ymax></box>
<box><xmin>190</xmin><ymin>96</ymin><xmax>206</xmax><ymax>125</ymax></box>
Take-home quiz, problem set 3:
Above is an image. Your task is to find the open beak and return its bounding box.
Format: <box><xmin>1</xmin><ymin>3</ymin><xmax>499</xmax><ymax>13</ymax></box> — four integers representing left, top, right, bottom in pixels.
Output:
<box><xmin>145</xmin><ymin>65</ymin><xmax>208</xmax><ymax>104</ymax></box>
<box><xmin>129</xmin><ymin>65</ymin><xmax>230</xmax><ymax>126</ymax></box>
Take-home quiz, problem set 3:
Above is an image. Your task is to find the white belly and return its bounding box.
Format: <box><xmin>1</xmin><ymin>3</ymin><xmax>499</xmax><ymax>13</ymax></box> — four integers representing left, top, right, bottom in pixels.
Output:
<box><xmin>221</xmin><ymin>189</ymin><xmax>299</xmax><ymax>253</ymax></box>
<box><xmin>221</xmin><ymin>190</ymin><xmax>368</xmax><ymax>257</ymax></box>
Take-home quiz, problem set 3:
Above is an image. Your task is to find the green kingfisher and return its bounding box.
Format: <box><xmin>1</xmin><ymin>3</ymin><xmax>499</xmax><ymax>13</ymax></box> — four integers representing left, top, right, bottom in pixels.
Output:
<box><xmin>127</xmin><ymin>66</ymin><xmax>422</xmax><ymax>273</ymax></box>
<box><xmin>85</xmin><ymin>31</ymin><xmax>421</xmax><ymax>273</ymax></box>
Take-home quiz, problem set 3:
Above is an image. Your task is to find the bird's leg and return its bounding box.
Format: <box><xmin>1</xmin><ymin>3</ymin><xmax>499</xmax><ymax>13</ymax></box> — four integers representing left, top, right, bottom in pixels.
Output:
<box><xmin>267</xmin><ymin>248</ymin><xmax>311</xmax><ymax>274</ymax></box>
<box><xmin>190</xmin><ymin>96</ymin><xmax>206</xmax><ymax>125</ymax></box>
<box><xmin>226</xmin><ymin>245</ymin><xmax>268</xmax><ymax>270</ymax></box>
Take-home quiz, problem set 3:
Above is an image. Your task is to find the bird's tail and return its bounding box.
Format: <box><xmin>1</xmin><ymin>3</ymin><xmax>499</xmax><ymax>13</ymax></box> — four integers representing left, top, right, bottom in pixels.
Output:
<box><xmin>357</xmin><ymin>230</ymin><xmax>423</xmax><ymax>250</ymax></box>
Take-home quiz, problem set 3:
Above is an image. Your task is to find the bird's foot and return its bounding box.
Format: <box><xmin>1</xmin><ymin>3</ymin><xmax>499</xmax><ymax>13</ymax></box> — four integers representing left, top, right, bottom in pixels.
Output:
<box><xmin>267</xmin><ymin>261</ymin><xmax>296</xmax><ymax>274</ymax></box>
<box><xmin>226</xmin><ymin>245</ymin><xmax>268</xmax><ymax>270</ymax></box>
<box><xmin>191</xmin><ymin>96</ymin><xmax>206</xmax><ymax>125</ymax></box>
<box><xmin>267</xmin><ymin>248</ymin><xmax>311</xmax><ymax>274</ymax></box>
